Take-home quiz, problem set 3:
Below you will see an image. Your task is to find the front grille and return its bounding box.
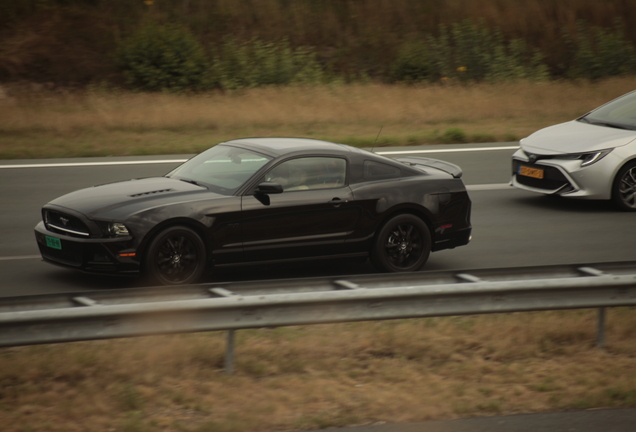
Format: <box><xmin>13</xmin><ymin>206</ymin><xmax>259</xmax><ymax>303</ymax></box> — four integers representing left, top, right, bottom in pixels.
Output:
<box><xmin>45</xmin><ymin>210</ymin><xmax>90</xmax><ymax>238</ymax></box>
<box><xmin>513</xmin><ymin>160</ymin><xmax>572</xmax><ymax>191</ymax></box>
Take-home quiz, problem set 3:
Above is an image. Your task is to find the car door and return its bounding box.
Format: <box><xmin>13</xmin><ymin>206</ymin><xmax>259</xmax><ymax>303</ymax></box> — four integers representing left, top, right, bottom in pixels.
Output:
<box><xmin>240</xmin><ymin>156</ymin><xmax>361</xmax><ymax>262</ymax></box>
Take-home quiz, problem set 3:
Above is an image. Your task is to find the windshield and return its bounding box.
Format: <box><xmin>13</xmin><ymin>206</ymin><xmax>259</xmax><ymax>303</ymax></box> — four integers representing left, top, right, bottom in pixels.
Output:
<box><xmin>580</xmin><ymin>90</ymin><xmax>636</xmax><ymax>130</ymax></box>
<box><xmin>167</xmin><ymin>145</ymin><xmax>273</xmax><ymax>195</ymax></box>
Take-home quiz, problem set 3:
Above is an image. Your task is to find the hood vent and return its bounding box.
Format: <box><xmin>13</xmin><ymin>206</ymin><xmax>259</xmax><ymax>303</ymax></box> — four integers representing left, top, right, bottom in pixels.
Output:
<box><xmin>129</xmin><ymin>189</ymin><xmax>174</xmax><ymax>198</ymax></box>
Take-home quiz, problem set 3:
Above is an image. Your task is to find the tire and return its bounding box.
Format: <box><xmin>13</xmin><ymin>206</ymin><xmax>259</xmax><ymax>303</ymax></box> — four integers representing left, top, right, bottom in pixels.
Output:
<box><xmin>612</xmin><ymin>161</ymin><xmax>636</xmax><ymax>211</ymax></box>
<box><xmin>370</xmin><ymin>214</ymin><xmax>431</xmax><ymax>272</ymax></box>
<box><xmin>144</xmin><ymin>226</ymin><xmax>206</xmax><ymax>285</ymax></box>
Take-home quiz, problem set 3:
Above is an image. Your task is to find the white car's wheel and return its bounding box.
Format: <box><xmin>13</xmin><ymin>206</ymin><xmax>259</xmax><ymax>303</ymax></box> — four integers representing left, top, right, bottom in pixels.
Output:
<box><xmin>612</xmin><ymin>161</ymin><xmax>636</xmax><ymax>211</ymax></box>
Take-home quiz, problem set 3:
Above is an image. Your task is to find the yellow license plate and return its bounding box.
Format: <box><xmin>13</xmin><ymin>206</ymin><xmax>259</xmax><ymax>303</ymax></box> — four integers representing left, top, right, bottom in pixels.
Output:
<box><xmin>519</xmin><ymin>166</ymin><xmax>544</xmax><ymax>179</ymax></box>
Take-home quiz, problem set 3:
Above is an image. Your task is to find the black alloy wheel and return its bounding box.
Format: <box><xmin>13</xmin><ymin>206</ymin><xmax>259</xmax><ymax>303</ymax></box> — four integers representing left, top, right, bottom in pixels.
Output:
<box><xmin>144</xmin><ymin>226</ymin><xmax>206</xmax><ymax>285</ymax></box>
<box><xmin>612</xmin><ymin>161</ymin><xmax>636</xmax><ymax>211</ymax></box>
<box><xmin>371</xmin><ymin>214</ymin><xmax>431</xmax><ymax>272</ymax></box>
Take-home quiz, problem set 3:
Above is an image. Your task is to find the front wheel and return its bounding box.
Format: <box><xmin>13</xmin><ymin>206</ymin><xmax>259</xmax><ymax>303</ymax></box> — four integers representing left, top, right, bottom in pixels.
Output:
<box><xmin>370</xmin><ymin>214</ymin><xmax>431</xmax><ymax>272</ymax></box>
<box><xmin>144</xmin><ymin>226</ymin><xmax>206</xmax><ymax>285</ymax></box>
<box><xmin>612</xmin><ymin>161</ymin><xmax>636</xmax><ymax>211</ymax></box>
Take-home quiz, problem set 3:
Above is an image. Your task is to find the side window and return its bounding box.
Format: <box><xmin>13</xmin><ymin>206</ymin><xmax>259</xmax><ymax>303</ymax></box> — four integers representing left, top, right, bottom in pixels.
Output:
<box><xmin>265</xmin><ymin>157</ymin><xmax>346</xmax><ymax>192</ymax></box>
<box><xmin>364</xmin><ymin>160</ymin><xmax>401</xmax><ymax>180</ymax></box>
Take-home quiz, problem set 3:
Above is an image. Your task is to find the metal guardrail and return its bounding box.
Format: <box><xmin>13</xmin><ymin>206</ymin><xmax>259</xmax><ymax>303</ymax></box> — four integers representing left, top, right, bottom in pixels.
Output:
<box><xmin>1</xmin><ymin>261</ymin><xmax>636</xmax><ymax>373</ymax></box>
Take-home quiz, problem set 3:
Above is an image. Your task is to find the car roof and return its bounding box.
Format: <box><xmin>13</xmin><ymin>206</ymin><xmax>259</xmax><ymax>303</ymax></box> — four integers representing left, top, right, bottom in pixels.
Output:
<box><xmin>221</xmin><ymin>137</ymin><xmax>359</xmax><ymax>157</ymax></box>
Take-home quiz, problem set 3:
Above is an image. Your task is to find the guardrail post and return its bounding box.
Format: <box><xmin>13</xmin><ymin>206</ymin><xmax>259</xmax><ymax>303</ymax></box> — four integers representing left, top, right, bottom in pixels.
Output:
<box><xmin>225</xmin><ymin>330</ymin><xmax>235</xmax><ymax>375</ymax></box>
<box><xmin>596</xmin><ymin>307</ymin><xmax>606</xmax><ymax>349</ymax></box>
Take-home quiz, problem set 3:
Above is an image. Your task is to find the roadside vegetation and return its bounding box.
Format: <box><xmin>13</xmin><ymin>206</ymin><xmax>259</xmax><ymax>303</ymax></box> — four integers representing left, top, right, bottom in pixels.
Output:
<box><xmin>1</xmin><ymin>309</ymin><xmax>635</xmax><ymax>432</ymax></box>
<box><xmin>2</xmin><ymin>0</ymin><xmax>636</xmax><ymax>87</ymax></box>
<box><xmin>2</xmin><ymin>77</ymin><xmax>636</xmax><ymax>159</ymax></box>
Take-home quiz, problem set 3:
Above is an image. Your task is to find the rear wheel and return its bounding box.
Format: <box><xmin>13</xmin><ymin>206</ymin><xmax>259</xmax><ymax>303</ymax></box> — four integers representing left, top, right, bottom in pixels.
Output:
<box><xmin>144</xmin><ymin>226</ymin><xmax>206</xmax><ymax>285</ymax></box>
<box><xmin>370</xmin><ymin>214</ymin><xmax>431</xmax><ymax>272</ymax></box>
<box><xmin>612</xmin><ymin>161</ymin><xmax>636</xmax><ymax>211</ymax></box>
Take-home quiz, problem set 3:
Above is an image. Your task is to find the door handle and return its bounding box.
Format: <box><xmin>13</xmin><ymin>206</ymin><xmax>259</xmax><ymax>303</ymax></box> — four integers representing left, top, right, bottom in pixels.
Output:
<box><xmin>330</xmin><ymin>197</ymin><xmax>346</xmax><ymax>207</ymax></box>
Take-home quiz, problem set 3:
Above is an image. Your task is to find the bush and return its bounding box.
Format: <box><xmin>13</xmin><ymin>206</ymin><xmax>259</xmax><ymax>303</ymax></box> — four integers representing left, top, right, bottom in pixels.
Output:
<box><xmin>565</xmin><ymin>20</ymin><xmax>636</xmax><ymax>80</ymax></box>
<box><xmin>116</xmin><ymin>23</ymin><xmax>210</xmax><ymax>92</ymax></box>
<box><xmin>441</xmin><ymin>128</ymin><xmax>467</xmax><ymax>143</ymax></box>
<box><xmin>392</xmin><ymin>20</ymin><xmax>548</xmax><ymax>83</ymax></box>
<box><xmin>392</xmin><ymin>40</ymin><xmax>433</xmax><ymax>82</ymax></box>
<box><xmin>210</xmin><ymin>38</ymin><xmax>325</xmax><ymax>89</ymax></box>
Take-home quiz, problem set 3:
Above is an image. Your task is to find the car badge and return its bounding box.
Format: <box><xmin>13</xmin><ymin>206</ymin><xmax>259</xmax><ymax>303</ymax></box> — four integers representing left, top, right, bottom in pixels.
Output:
<box><xmin>528</xmin><ymin>154</ymin><xmax>537</xmax><ymax>163</ymax></box>
<box><xmin>59</xmin><ymin>216</ymin><xmax>70</xmax><ymax>226</ymax></box>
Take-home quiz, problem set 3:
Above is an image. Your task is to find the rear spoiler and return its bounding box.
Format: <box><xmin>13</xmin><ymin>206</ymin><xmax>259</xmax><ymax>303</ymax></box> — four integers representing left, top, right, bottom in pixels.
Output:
<box><xmin>395</xmin><ymin>157</ymin><xmax>463</xmax><ymax>178</ymax></box>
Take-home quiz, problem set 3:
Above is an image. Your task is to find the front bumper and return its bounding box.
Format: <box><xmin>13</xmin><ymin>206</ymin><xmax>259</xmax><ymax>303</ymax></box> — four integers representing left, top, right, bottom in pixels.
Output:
<box><xmin>510</xmin><ymin>149</ymin><xmax>618</xmax><ymax>200</ymax></box>
<box><xmin>34</xmin><ymin>222</ymin><xmax>140</xmax><ymax>275</ymax></box>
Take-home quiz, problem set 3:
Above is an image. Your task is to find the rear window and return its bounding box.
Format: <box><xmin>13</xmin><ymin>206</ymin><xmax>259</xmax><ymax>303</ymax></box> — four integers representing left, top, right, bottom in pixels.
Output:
<box><xmin>364</xmin><ymin>160</ymin><xmax>401</xmax><ymax>180</ymax></box>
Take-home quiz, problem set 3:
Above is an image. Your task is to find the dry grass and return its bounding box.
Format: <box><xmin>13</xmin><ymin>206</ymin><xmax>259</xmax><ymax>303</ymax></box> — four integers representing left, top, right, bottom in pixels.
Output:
<box><xmin>1</xmin><ymin>309</ymin><xmax>635</xmax><ymax>432</ymax></box>
<box><xmin>2</xmin><ymin>78</ymin><xmax>636</xmax><ymax>159</ymax></box>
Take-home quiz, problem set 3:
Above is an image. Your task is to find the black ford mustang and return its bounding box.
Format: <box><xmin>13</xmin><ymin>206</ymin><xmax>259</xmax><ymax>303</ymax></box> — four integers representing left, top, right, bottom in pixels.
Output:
<box><xmin>35</xmin><ymin>138</ymin><xmax>472</xmax><ymax>285</ymax></box>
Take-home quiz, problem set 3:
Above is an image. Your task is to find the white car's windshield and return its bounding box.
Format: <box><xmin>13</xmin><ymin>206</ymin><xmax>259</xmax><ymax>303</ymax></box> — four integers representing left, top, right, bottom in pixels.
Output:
<box><xmin>167</xmin><ymin>145</ymin><xmax>273</xmax><ymax>194</ymax></box>
<box><xmin>581</xmin><ymin>91</ymin><xmax>636</xmax><ymax>130</ymax></box>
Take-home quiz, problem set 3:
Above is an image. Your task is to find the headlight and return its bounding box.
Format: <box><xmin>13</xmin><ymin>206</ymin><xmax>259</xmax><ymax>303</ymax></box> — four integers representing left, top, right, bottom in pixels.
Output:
<box><xmin>108</xmin><ymin>222</ymin><xmax>130</xmax><ymax>236</ymax></box>
<box><xmin>579</xmin><ymin>149</ymin><xmax>613</xmax><ymax>167</ymax></box>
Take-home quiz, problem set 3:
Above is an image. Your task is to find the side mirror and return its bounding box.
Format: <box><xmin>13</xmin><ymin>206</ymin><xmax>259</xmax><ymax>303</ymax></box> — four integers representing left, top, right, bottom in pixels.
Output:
<box><xmin>255</xmin><ymin>181</ymin><xmax>283</xmax><ymax>195</ymax></box>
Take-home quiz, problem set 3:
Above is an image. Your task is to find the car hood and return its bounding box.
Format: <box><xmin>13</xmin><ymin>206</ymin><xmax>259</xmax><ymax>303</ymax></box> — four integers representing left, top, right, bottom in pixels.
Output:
<box><xmin>47</xmin><ymin>177</ymin><xmax>213</xmax><ymax>219</ymax></box>
<box><xmin>521</xmin><ymin>120</ymin><xmax>636</xmax><ymax>155</ymax></box>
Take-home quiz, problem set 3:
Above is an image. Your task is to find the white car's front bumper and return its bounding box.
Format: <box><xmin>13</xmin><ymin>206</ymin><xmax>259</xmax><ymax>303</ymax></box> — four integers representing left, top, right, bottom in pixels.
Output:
<box><xmin>510</xmin><ymin>149</ymin><xmax>622</xmax><ymax>200</ymax></box>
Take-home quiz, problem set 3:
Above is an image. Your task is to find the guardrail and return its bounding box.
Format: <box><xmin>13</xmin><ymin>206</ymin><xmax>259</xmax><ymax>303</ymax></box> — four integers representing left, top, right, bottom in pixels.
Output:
<box><xmin>1</xmin><ymin>261</ymin><xmax>636</xmax><ymax>374</ymax></box>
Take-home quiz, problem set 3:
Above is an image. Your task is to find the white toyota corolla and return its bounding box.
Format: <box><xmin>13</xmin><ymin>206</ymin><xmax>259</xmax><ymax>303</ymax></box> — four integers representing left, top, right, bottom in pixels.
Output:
<box><xmin>511</xmin><ymin>90</ymin><xmax>636</xmax><ymax>210</ymax></box>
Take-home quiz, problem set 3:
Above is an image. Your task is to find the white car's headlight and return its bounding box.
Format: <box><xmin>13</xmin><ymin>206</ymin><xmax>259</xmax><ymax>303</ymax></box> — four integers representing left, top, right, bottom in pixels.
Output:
<box><xmin>108</xmin><ymin>222</ymin><xmax>130</xmax><ymax>236</ymax></box>
<box><xmin>578</xmin><ymin>149</ymin><xmax>613</xmax><ymax>167</ymax></box>
<box><xmin>558</xmin><ymin>149</ymin><xmax>613</xmax><ymax>167</ymax></box>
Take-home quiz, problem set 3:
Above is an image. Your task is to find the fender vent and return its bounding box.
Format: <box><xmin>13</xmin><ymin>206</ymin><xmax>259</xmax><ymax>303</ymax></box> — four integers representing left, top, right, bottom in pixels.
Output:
<box><xmin>129</xmin><ymin>189</ymin><xmax>174</xmax><ymax>198</ymax></box>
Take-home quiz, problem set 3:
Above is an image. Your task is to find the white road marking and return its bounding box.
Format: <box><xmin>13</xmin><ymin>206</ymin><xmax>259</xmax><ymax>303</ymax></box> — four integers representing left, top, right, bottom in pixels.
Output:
<box><xmin>466</xmin><ymin>183</ymin><xmax>512</xmax><ymax>191</ymax></box>
<box><xmin>0</xmin><ymin>159</ymin><xmax>188</xmax><ymax>169</ymax></box>
<box><xmin>0</xmin><ymin>145</ymin><xmax>519</xmax><ymax>169</ymax></box>
<box><xmin>377</xmin><ymin>146</ymin><xmax>519</xmax><ymax>155</ymax></box>
<box><xmin>0</xmin><ymin>255</ymin><xmax>41</xmax><ymax>261</ymax></box>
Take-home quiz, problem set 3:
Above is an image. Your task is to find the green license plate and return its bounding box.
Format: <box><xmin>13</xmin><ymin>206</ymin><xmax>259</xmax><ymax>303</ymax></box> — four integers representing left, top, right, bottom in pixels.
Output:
<box><xmin>45</xmin><ymin>236</ymin><xmax>62</xmax><ymax>250</ymax></box>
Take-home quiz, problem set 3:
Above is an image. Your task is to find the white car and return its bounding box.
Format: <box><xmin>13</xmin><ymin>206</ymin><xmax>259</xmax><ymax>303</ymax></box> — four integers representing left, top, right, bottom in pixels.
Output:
<box><xmin>511</xmin><ymin>90</ymin><xmax>636</xmax><ymax>210</ymax></box>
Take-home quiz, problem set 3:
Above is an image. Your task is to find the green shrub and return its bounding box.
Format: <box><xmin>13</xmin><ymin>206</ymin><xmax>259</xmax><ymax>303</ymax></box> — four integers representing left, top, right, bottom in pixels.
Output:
<box><xmin>487</xmin><ymin>39</ymin><xmax>549</xmax><ymax>82</ymax></box>
<box><xmin>392</xmin><ymin>20</ymin><xmax>548</xmax><ymax>83</ymax></box>
<box><xmin>116</xmin><ymin>23</ymin><xmax>210</xmax><ymax>92</ymax></box>
<box><xmin>445</xmin><ymin>20</ymin><xmax>496</xmax><ymax>81</ymax></box>
<box><xmin>210</xmin><ymin>38</ymin><xmax>325</xmax><ymax>89</ymax></box>
<box><xmin>565</xmin><ymin>20</ymin><xmax>636</xmax><ymax>80</ymax></box>
<box><xmin>392</xmin><ymin>40</ymin><xmax>433</xmax><ymax>82</ymax></box>
<box><xmin>441</xmin><ymin>128</ymin><xmax>467</xmax><ymax>143</ymax></box>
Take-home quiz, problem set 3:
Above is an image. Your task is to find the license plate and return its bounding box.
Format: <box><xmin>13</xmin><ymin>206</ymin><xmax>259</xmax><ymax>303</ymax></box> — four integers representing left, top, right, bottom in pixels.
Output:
<box><xmin>45</xmin><ymin>236</ymin><xmax>62</xmax><ymax>250</ymax></box>
<box><xmin>519</xmin><ymin>165</ymin><xmax>544</xmax><ymax>179</ymax></box>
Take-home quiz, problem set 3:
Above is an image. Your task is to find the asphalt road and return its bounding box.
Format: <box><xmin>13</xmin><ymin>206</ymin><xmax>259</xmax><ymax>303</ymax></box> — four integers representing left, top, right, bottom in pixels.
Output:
<box><xmin>2</xmin><ymin>142</ymin><xmax>636</xmax><ymax>296</ymax></box>
<box><xmin>1</xmin><ymin>143</ymin><xmax>635</xmax><ymax>431</ymax></box>
<box><xmin>312</xmin><ymin>408</ymin><xmax>636</xmax><ymax>432</ymax></box>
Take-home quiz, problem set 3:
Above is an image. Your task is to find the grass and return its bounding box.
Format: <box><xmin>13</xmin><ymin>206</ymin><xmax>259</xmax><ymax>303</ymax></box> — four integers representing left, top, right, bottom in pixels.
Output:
<box><xmin>2</xmin><ymin>77</ymin><xmax>636</xmax><ymax>159</ymax></box>
<box><xmin>0</xmin><ymin>308</ymin><xmax>635</xmax><ymax>432</ymax></box>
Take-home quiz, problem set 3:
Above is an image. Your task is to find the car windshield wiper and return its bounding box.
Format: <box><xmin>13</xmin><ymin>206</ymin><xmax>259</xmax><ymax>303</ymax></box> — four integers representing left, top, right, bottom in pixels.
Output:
<box><xmin>174</xmin><ymin>177</ymin><xmax>207</xmax><ymax>188</ymax></box>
